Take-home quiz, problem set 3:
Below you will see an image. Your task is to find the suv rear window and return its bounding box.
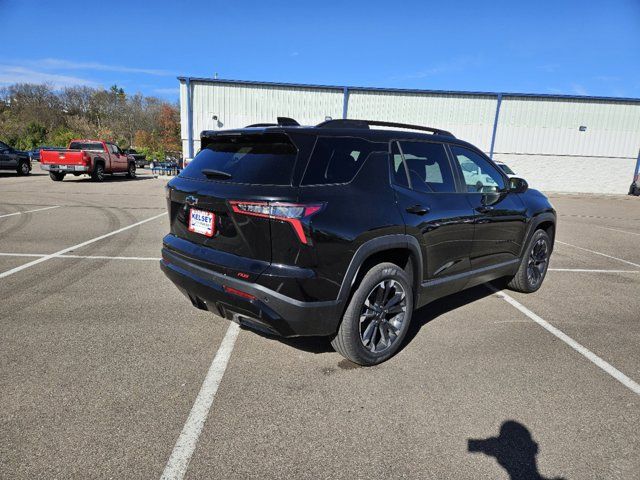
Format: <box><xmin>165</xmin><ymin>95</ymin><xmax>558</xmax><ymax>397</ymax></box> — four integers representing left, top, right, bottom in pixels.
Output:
<box><xmin>69</xmin><ymin>142</ymin><xmax>104</xmax><ymax>151</ymax></box>
<box><xmin>302</xmin><ymin>137</ymin><xmax>383</xmax><ymax>185</ymax></box>
<box><xmin>180</xmin><ymin>134</ymin><xmax>297</xmax><ymax>185</ymax></box>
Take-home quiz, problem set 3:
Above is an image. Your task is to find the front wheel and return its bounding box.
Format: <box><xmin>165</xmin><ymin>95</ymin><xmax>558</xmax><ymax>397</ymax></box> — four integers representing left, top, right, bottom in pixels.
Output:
<box><xmin>17</xmin><ymin>160</ymin><xmax>30</xmax><ymax>176</ymax></box>
<box><xmin>507</xmin><ymin>229</ymin><xmax>551</xmax><ymax>293</ymax></box>
<box><xmin>49</xmin><ymin>171</ymin><xmax>65</xmax><ymax>182</ymax></box>
<box><xmin>331</xmin><ymin>262</ymin><xmax>413</xmax><ymax>366</ymax></box>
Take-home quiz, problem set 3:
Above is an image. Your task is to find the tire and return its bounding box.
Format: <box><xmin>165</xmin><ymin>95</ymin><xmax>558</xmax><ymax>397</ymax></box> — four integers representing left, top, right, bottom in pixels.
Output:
<box><xmin>331</xmin><ymin>262</ymin><xmax>414</xmax><ymax>366</ymax></box>
<box><xmin>49</xmin><ymin>171</ymin><xmax>65</xmax><ymax>182</ymax></box>
<box><xmin>17</xmin><ymin>160</ymin><xmax>30</xmax><ymax>176</ymax></box>
<box><xmin>507</xmin><ymin>229</ymin><xmax>551</xmax><ymax>293</ymax></box>
<box><xmin>91</xmin><ymin>163</ymin><xmax>105</xmax><ymax>182</ymax></box>
<box><xmin>126</xmin><ymin>162</ymin><xmax>136</xmax><ymax>179</ymax></box>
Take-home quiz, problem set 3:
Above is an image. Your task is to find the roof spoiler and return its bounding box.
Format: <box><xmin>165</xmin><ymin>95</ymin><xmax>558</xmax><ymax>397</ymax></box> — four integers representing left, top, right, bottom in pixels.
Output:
<box><xmin>316</xmin><ymin>119</ymin><xmax>455</xmax><ymax>137</ymax></box>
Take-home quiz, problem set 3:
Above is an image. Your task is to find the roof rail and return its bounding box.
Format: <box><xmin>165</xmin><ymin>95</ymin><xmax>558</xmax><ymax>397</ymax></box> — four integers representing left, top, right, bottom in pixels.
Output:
<box><xmin>245</xmin><ymin>123</ymin><xmax>278</xmax><ymax>128</ymax></box>
<box><xmin>316</xmin><ymin>119</ymin><xmax>454</xmax><ymax>137</ymax></box>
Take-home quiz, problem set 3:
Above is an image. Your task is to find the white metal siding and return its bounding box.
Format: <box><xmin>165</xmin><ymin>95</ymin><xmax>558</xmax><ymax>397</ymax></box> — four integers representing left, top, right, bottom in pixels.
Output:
<box><xmin>189</xmin><ymin>81</ymin><xmax>343</xmax><ymax>135</ymax></box>
<box><xmin>348</xmin><ymin>90</ymin><xmax>497</xmax><ymax>152</ymax></box>
<box><xmin>495</xmin><ymin>97</ymin><xmax>640</xmax><ymax>158</ymax></box>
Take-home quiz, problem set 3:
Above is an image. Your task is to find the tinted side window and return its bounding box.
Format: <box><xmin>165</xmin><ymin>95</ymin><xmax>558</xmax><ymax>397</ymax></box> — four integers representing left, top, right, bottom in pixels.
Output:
<box><xmin>450</xmin><ymin>145</ymin><xmax>506</xmax><ymax>193</ymax></box>
<box><xmin>397</xmin><ymin>141</ymin><xmax>456</xmax><ymax>193</ymax></box>
<box><xmin>302</xmin><ymin>137</ymin><xmax>379</xmax><ymax>185</ymax></box>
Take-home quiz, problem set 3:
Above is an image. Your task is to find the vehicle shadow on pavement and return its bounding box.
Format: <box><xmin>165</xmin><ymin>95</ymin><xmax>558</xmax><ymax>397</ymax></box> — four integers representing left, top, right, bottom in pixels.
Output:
<box><xmin>252</xmin><ymin>282</ymin><xmax>503</xmax><ymax>358</ymax></box>
<box><xmin>403</xmin><ymin>282</ymin><xmax>497</xmax><ymax>346</ymax></box>
<box><xmin>248</xmin><ymin>328</ymin><xmax>335</xmax><ymax>354</ymax></box>
<box><xmin>468</xmin><ymin>420</ymin><xmax>565</xmax><ymax>480</ymax></box>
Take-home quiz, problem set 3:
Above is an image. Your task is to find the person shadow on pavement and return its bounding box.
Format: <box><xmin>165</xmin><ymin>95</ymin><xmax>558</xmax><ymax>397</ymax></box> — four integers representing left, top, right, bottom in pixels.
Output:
<box><xmin>468</xmin><ymin>421</ymin><xmax>565</xmax><ymax>480</ymax></box>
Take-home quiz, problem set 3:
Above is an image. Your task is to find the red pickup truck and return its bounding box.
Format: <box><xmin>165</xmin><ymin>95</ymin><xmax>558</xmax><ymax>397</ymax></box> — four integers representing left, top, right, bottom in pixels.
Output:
<box><xmin>40</xmin><ymin>139</ymin><xmax>136</xmax><ymax>182</ymax></box>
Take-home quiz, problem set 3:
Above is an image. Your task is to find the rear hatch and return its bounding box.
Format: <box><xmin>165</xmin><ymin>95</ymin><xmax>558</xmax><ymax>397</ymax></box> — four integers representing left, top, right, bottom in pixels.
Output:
<box><xmin>166</xmin><ymin>132</ymin><xmax>302</xmax><ymax>278</ymax></box>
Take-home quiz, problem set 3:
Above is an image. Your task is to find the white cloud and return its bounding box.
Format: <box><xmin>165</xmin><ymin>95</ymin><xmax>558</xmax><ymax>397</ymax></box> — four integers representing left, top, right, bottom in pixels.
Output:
<box><xmin>29</xmin><ymin>58</ymin><xmax>174</xmax><ymax>76</ymax></box>
<box><xmin>594</xmin><ymin>75</ymin><xmax>620</xmax><ymax>82</ymax></box>
<box><xmin>153</xmin><ymin>87</ymin><xmax>179</xmax><ymax>95</ymax></box>
<box><xmin>571</xmin><ymin>83</ymin><xmax>589</xmax><ymax>96</ymax></box>
<box><xmin>0</xmin><ymin>65</ymin><xmax>99</xmax><ymax>88</ymax></box>
<box><xmin>290</xmin><ymin>51</ymin><xmax>300</xmax><ymax>57</ymax></box>
<box><xmin>389</xmin><ymin>55</ymin><xmax>484</xmax><ymax>81</ymax></box>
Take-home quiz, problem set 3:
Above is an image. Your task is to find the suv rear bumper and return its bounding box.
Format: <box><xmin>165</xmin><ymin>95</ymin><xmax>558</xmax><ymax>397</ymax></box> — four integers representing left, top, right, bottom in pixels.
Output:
<box><xmin>160</xmin><ymin>247</ymin><xmax>342</xmax><ymax>337</ymax></box>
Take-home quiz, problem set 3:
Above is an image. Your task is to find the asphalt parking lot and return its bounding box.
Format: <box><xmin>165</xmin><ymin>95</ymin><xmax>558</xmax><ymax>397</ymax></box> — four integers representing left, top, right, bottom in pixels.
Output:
<box><xmin>1</xmin><ymin>170</ymin><xmax>639</xmax><ymax>479</ymax></box>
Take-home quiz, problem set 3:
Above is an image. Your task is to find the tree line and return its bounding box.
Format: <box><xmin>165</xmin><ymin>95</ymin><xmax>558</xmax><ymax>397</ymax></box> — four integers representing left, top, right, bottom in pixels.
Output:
<box><xmin>0</xmin><ymin>83</ymin><xmax>181</xmax><ymax>160</ymax></box>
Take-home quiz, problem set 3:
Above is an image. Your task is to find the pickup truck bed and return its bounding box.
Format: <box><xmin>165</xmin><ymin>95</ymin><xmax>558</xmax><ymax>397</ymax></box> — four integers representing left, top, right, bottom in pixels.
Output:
<box><xmin>40</xmin><ymin>139</ymin><xmax>136</xmax><ymax>182</ymax></box>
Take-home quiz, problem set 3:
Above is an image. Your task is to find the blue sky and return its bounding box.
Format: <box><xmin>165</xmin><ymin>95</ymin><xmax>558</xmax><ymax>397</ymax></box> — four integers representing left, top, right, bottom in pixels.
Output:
<box><xmin>1</xmin><ymin>0</ymin><xmax>639</xmax><ymax>101</ymax></box>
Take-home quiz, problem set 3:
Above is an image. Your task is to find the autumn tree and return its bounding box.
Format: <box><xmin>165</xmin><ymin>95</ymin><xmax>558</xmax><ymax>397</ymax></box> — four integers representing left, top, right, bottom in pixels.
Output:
<box><xmin>158</xmin><ymin>104</ymin><xmax>181</xmax><ymax>152</ymax></box>
<box><xmin>0</xmin><ymin>83</ymin><xmax>181</xmax><ymax>156</ymax></box>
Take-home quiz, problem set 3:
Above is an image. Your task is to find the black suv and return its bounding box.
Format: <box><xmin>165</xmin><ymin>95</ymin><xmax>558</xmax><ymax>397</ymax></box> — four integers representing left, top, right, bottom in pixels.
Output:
<box><xmin>161</xmin><ymin>118</ymin><xmax>555</xmax><ymax>365</ymax></box>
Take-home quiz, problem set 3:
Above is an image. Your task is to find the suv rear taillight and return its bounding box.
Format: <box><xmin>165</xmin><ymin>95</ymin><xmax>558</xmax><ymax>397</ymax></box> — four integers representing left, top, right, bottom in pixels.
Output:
<box><xmin>229</xmin><ymin>201</ymin><xmax>323</xmax><ymax>244</ymax></box>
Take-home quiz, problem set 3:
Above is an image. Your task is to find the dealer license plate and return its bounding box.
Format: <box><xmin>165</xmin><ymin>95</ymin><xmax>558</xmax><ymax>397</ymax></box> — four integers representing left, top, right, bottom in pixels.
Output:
<box><xmin>188</xmin><ymin>208</ymin><xmax>215</xmax><ymax>237</ymax></box>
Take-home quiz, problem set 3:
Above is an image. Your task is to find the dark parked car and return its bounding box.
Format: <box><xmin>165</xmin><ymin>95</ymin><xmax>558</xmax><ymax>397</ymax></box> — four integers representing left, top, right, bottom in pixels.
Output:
<box><xmin>124</xmin><ymin>149</ymin><xmax>148</xmax><ymax>168</ymax></box>
<box><xmin>161</xmin><ymin>118</ymin><xmax>556</xmax><ymax>365</ymax></box>
<box><xmin>0</xmin><ymin>141</ymin><xmax>31</xmax><ymax>175</ymax></box>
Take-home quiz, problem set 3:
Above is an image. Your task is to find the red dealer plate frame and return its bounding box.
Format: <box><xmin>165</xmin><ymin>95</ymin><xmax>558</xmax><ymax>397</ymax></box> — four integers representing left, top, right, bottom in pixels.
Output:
<box><xmin>188</xmin><ymin>208</ymin><xmax>215</xmax><ymax>237</ymax></box>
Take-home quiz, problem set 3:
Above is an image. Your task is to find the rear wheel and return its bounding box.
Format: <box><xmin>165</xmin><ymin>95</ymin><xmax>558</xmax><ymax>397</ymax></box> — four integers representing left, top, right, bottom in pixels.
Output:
<box><xmin>49</xmin><ymin>171</ymin><xmax>65</xmax><ymax>182</ymax></box>
<box><xmin>17</xmin><ymin>160</ymin><xmax>30</xmax><ymax>176</ymax></box>
<box><xmin>331</xmin><ymin>262</ymin><xmax>413</xmax><ymax>366</ymax></box>
<box><xmin>507</xmin><ymin>229</ymin><xmax>551</xmax><ymax>293</ymax></box>
<box><xmin>91</xmin><ymin>163</ymin><xmax>105</xmax><ymax>182</ymax></box>
<box><xmin>126</xmin><ymin>162</ymin><xmax>136</xmax><ymax>179</ymax></box>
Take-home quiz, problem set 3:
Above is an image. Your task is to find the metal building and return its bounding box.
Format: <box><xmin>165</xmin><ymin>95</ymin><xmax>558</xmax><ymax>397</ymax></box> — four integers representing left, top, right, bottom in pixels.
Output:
<box><xmin>178</xmin><ymin>77</ymin><xmax>640</xmax><ymax>194</ymax></box>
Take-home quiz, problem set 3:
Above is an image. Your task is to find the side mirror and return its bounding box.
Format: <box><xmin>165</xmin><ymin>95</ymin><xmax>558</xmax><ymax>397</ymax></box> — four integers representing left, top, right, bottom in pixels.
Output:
<box><xmin>509</xmin><ymin>177</ymin><xmax>528</xmax><ymax>194</ymax></box>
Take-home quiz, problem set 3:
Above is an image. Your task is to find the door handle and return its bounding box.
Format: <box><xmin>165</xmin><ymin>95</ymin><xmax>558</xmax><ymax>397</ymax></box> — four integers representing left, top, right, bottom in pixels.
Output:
<box><xmin>406</xmin><ymin>204</ymin><xmax>430</xmax><ymax>215</ymax></box>
<box><xmin>475</xmin><ymin>205</ymin><xmax>494</xmax><ymax>213</ymax></box>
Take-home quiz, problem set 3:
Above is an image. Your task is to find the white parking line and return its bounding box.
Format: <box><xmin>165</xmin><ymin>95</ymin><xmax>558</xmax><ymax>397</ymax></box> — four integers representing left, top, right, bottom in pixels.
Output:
<box><xmin>593</xmin><ymin>225</ymin><xmax>640</xmax><ymax>237</ymax></box>
<box><xmin>0</xmin><ymin>252</ymin><xmax>161</xmax><ymax>261</ymax></box>
<box><xmin>548</xmin><ymin>268</ymin><xmax>640</xmax><ymax>273</ymax></box>
<box><xmin>556</xmin><ymin>240</ymin><xmax>640</xmax><ymax>268</ymax></box>
<box><xmin>161</xmin><ymin>322</ymin><xmax>240</xmax><ymax>480</ymax></box>
<box><xmin>490</xmin><ymin>286</ymin><xmax>640</xmax><ymax>396</ymax></box>
<box><xmin>0</xmin><ymin>205</ymin><xmax>60</xmax><ymax>219</ymax></box>
<box><xmin>0</xmin><ymin>212</ymin><xmax>167</xmax><ymax>279</ymax></box>
<box><xmin>60</xmin><ymin>254</ymin><xmax>161</xmax><ymax>261</ymax></box>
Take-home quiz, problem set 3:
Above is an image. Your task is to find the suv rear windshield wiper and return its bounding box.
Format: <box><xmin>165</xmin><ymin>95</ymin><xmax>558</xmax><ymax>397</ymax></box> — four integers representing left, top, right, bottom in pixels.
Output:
<box><xmin>201</xmin><ymin>169</ymin><xmax>232</xmax><ymax>179</ymax></box>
